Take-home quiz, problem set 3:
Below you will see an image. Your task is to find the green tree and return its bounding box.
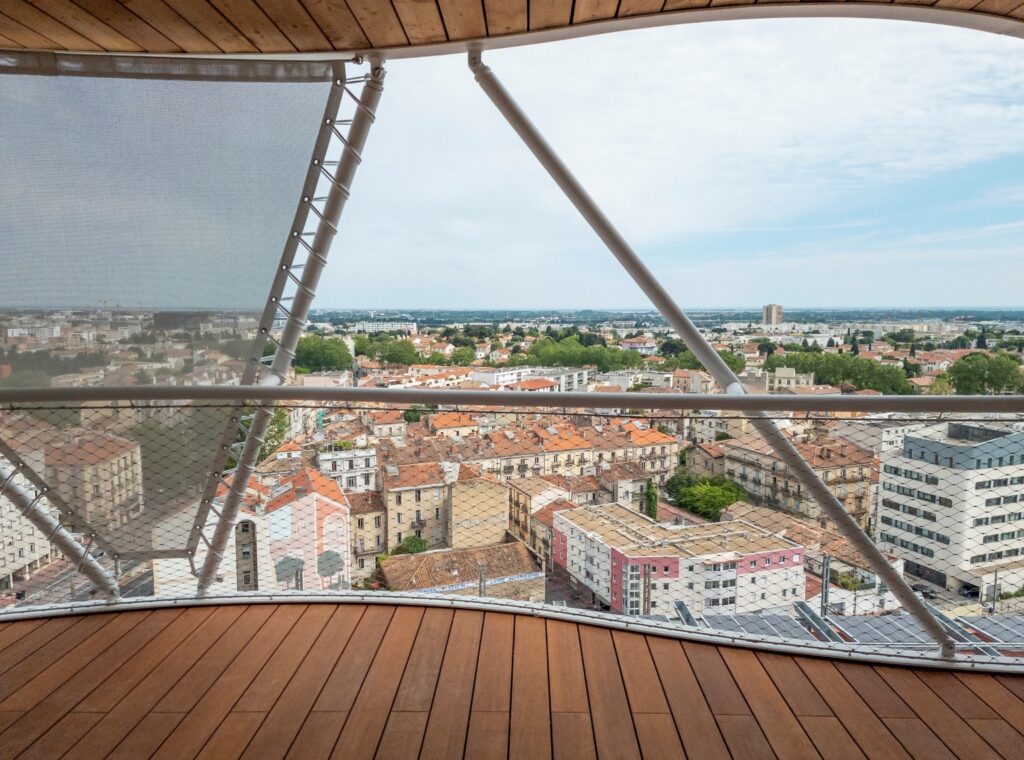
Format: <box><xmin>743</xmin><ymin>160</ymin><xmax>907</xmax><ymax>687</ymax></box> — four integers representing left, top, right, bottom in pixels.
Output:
<box><xmin>451</xmin><ymin>347</ymin><xmax>475</xmax><ymax>365</ymax></box>
<box><xmin>381</xmin><ymin>340</ymin><xmax>418</xmax><ymax>366</ymax></box>
<box><xmin>403</xmin><ymin>405</ymin><xmax>426</xmax><ymax>423</ymax></box>
<box><xmin>644</xmin><ymin>482</ymin><xmax>658</xmax><ymax>520</ymax></box>
<box><xmin>927</xmin><ymin>376</ymin><xmax>954</xmax><ymax>395</ymax></box>
<box><xmin>948</xmin><ymin>353</ymin><xmax>1022</xmax><ymax>395</ymax></box>
<box><xmin>391</xmin><ymin>536</ymin><xmax>428</xmax><ymax>555</ymax></box>
<box><xmin>665</xmin><ymin>471</ymin><xmax>746</xmax><ymax>522</ymax></box>
<box><xmin>294</xmin><ymin>335</ymin><xmax>353</xmax><ymax>371</ymax></box>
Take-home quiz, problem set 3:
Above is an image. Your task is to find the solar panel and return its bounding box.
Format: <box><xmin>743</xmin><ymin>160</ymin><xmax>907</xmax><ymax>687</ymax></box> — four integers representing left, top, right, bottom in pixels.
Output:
<box><xmin>961</xmin><ymin>616</ymin><xmax>1024</xmax><ymax>643</ymax></box>
<box><xmin>701</xmin><ymin>612</ymin><xmax>815</xmax><ymax>641</ymax></box>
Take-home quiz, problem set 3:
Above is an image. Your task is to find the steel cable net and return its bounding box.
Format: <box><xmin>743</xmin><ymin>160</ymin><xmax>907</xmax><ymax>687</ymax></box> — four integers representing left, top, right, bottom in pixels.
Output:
<box><xmin>1</xmin><ymin>399</ymin><xmax>1022</xmax><ymax>662</ymax></box>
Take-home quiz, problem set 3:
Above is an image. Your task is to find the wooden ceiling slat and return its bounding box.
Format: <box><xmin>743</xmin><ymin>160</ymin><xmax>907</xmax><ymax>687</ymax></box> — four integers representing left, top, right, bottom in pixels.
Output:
<box><xmin>345</xmin><ymin>0</ymin><xmax>407</xmax><ymax>47</ymax></box>
<box><xmin>209</xmin><ymin>0</ymin><xmax>295</xmax><ymax>51</ymax></box>
<box><xmin>299</xmin><ymin>0</ymin><xmax>368</xmax><ymax>49</ymax></box>
<box><xmin>528</xmin><ymin>0</ymin><xmax>570</xmax><ymax>29</ymax></box>
<box><xmin>0</xmin><ymin>0</ymin><xmax>101</xmax><ymax>49</ymax></box>
<box><xmin>974</xmin><ymin>0</ymin><xmax>1022</xmax><ymax>12</ymax></box>
<box><xmin>71</xmin><ymin>0</ymin><xmax>181</xmax><ymax>52</ymax></box>
<box><xmin>160</xmin><ymin>0</ymin><xmax>258</xmax><ymax>53</ymax></box>
<box><xmin>618</xmin><ymin>0</ymin><xmax>666</xmax><ymax>15</ymax></box>
<box><xmin>0</xmin><ymin>9</ymin><xmax>59</xmax><ymax>46</ymax></box>
<box><xmin>932</xmin><ymin>0</ymin><xmax>980</xmax><ymax>8</ymax></box>
<box><xmin>437</xmin><ymin>0</ymin><xmax>486</xmax><ymax>39</ymax></box>
<box><xmin>573</xmin><ymin>0</ymin><xmax>620</xmax><ymax>24</ymax></box>
<box><xmin>30</xmin><ymin>0</ymin><xmax>142</xmax><ymax>51</ymax></box>
<box><xmin>392</xmin><ymin>0</ymin><xmax>447</xmax><ymax>44</ymax></box>
<box><xmin>121</xmin><ymin>0</ymin><xmax>220</xmax><ymax>53</ymax></box>
<box><xmin>0</xmin><ymin>30</ymin><xmax>19</xmax><ymax>45</ymax></box>
<box><xmin>256</xmin><ymin>0</ymin><xmax>330</xmax><ymax>50</ymax></box>
<box><xmin>485</xmin><ymin>0</ymin><xmax>525</xmax><ymax>34</ymax></box>
<box><xmin>662</xmin><ymin>0</ymin><xmax>712</xmax><ymax>10</ymax></box>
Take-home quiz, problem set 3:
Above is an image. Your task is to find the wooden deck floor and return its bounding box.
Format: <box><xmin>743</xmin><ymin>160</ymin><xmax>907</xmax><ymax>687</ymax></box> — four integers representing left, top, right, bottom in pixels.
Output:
<box><xmin>1</xmin><ymin>603</ymin><xmax>1024</xmax><ymax>759</ymax></box>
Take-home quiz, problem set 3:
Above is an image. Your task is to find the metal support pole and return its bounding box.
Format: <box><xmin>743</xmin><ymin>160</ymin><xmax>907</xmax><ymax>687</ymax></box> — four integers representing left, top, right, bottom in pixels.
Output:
<box><xmin>196</xmin><ymin>59</ymin><xmax>386</xmax><ymax>594</ymax></box>
<box><xmin>0</xmin><ymin>462</ymin><xmax>119</xmax><ymax>601</ymax></box>
<box><xmin>468</xmin><ymin>51</ymin><xmax>955</xmax><ymax>657</ymax></box>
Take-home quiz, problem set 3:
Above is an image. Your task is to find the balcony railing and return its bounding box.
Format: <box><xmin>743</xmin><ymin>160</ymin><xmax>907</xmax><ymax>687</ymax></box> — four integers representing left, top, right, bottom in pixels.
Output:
<box><xmin>0</xmin><ymin>385</ymin><xmax>1022</xmax><ymax>668</ymax></box>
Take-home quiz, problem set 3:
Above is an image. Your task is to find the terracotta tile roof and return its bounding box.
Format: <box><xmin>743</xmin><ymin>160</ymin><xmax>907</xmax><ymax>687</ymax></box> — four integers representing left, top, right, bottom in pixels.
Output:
<box><xmin>430</xmin><ymin>412</ymin><xmax>478</xmax><ymax>429</ymax></box>
<box><xmin>45</xmin><ymin>431</ymin><xmax>138</xmax><ymax>467</ymax></box>
<box><xmin>533</xmin><ymin>498</ymin><xmax>577</xmax><ymax>529</ymax></box>
<box><xmin>381</xmin><ymin>542</ymin><xmax>541</xmax><ymax>591</ymax></box>
<box><xmin>345</xmin><ymin>490</ymin><xmax>386</xmax><ymax>515</ymax></box>
<box><xmin>266</xmin><ymin>467</ymin><xmax>348</xmax><ymax>512</ymax></box>
<box><xmin>382</xmin><ymin>462</ymin><xmax>446</xmax><ymax>490</ymax></box>
<box><xmin>508</xmin><ymin>378</ymin><xmax>557</xmax><ymax>390</ymax></box>
<box><xmin>370</xmin><ymin>410</ymin><xmax>405</xmax><ymax>425</ymax></box>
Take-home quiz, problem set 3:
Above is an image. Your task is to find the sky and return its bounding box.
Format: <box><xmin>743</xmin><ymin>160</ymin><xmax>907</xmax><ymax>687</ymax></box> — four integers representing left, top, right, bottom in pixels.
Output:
<box><xmin>1</xmin><ymin>17</ymin><xmax>1022</xmax><ymax>312</ymax></box>
<box><xmin>328</xmin><ymin>18</ymin><xmax>1024</xmax><ymax>310</ymax></box>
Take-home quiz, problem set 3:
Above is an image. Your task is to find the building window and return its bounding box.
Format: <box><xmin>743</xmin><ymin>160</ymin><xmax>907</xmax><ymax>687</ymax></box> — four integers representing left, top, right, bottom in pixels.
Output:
<box><xmin>396</xmin><ymin>512</ymin><xmax>403</xmax><ymax>524</ymax></box>
<box><xmin>416</xmin><ymin>490</ymin><xmax>422</xmax><ymax>502</ymax></box>
<box><xmin>396</xmin><ymin>493</ymin><xmax>402</xmax><ymax>506</ymax></box>
<box><xmin>374</xmin><ymin>516</ymin><xmax>382</xmax><ymax>528</ymax></box>
<box><xmin>358</xmin><ymin>558</ymin><xmax>365</xmax><ymax>569</ymax></box>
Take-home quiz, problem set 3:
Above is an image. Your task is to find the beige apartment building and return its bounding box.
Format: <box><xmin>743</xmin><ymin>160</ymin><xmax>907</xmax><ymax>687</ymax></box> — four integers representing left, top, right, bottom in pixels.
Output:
<box><xmin>445</xmin><ymin>469</ymin><xmax>509</xmax><ymax>548</ymax></box>
<box><xmin>721</xmin><ymin>433</ymin><xmax>874</xmax><ymax>527</ymax></box>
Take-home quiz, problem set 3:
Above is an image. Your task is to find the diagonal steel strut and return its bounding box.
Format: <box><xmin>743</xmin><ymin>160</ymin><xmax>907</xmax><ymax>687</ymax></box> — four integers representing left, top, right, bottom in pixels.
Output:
<box><xmin>468</xmin><ymin>50</ymin><xmax>955</xmax><ymax>658</ymax></box>
<box><xmin>196</xmin><ymin>58</ymin><xmax>387</xmax><ymax>593</ymax></box>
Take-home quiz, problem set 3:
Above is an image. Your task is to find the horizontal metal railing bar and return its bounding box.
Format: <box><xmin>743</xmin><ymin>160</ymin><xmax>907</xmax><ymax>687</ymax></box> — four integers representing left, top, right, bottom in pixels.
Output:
<box><xmin>1</xmin><ymin>385</ymin><xmax>1023</xmax><ymax>413</ymax></box>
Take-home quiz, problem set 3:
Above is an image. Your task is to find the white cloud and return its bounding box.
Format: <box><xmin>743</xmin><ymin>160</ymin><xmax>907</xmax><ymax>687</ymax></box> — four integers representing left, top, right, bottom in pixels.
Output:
<box><xmin>325</xmin><ymin>19</ymin><xmax>1024</xmax><ymax>308</ymax></box>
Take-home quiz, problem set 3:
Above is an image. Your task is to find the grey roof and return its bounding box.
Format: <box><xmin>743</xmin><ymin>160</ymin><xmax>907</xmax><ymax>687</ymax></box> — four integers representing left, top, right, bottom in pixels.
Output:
<box><xmin>701</xmin><ymin>613</ymin><xmax>816</xmax><ymax>642</ymax></box>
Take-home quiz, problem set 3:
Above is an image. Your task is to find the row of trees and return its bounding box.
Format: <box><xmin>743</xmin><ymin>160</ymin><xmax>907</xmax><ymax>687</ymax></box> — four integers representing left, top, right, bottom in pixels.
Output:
<box><xmin>763</xmin><ymin>352</ymin><xmax>914</xmax><ymax>394</ymax></box>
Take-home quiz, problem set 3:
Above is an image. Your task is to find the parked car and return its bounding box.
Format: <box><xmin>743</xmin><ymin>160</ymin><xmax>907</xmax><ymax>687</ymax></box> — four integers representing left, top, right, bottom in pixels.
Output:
<box><xmin>910</xmin><ymin>583</ymin><xmax>938</xmax><ymax>599</ymax></box>
<box><xmin>958</xmin><ymin>584</ymin><xmax>980</xmax><ymax>598</ymax></box>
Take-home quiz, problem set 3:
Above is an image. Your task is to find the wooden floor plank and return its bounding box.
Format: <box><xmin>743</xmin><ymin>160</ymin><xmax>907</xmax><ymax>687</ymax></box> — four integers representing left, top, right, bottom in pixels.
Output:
<box><xmin>681</xmin><ymin>641</ymin><xmax>751</xmax><ymax>715</ymax></box>
<box><xmin>5</xmin><ymin>604</ymin><xmax>1024</xmax><ymax>760</ymax></box>
<box><xmin>714</xmin><ymin>714</ymin><xmax>777</xmax><ymax>759</ymax></box>
<box><xmin>73</xmin><ymin>605</ymin><xmax>215</xmax><ymax>713</ymax></box>
<box><xmin>391</xmin><ymin>608</ymin><xmax>454</xmax><ymax>713</ymax></box>
<box><xmin>153</xmin><ymin>603</ymin><xmax>282</xmax><ymax>714</ymax></box>
<box><xmin>612</xmin><ymin>629</ymin><xmax>669</xmax><ymax>714</ymax></box>
<box><xmin>233</xmin><ymin>604</ymin><xmax>332</xmax><ymax>713</ymax></box>
<box><xmin>915</xmin><ymin>670</ymin><xmax>1000</xmax><ymax>720</ymax></box>
<box><xmin>375</xmin><ymin>711</ymin><xmax>428</xmax><ymax>760</ymax></box>
<box><xmin>0</xmin><ymin>609</ymin><xmax>179</xmax><ymax>758</ymax></box>
<box><xmin>196</xmin><ymin>711</ymin><xmax>266</xmax><ymax>760</ymax></box>
<box><xmin>579</xmin><ymin>625</ymin><xmax>642</xmax><ymax>760</ymax></box>
<box><xmin>834</xmin><ymin>662</ymin><xmax>916</xmax><ymax>719</ymax></box>
<box><xmin>63</xmin><ymin>605</ymin><xmax>248</xmax><ymax>760</ymax></box>
<box><xmin>798</xmin><ymin>716</ymin><xmax>867</xmax><ymax>760</ymax></box>
<box><xmin>797</xmin><ymin>658</ymin><xmax>912</xmax><ymax>760</ymax></box>
<box><xmin>957</xmin><ymin>672</ymin><xmax>1024</xmax><ymax>736</ymax></box>
<box><xmin>883</xmin><ymin>717</ymin><xmax>958</xmax><ymax>760</ymax></box>
<box><xmin>547</xmin><ymin>619</ymin><xmax>589</xmax><ymax>713</ymax></box>
<box><xmin>757</xmin><ymin>651</ymin><xmax>833</xmax><ymax>717</ymax></box>
<box><xmin>0</xmin><ymin>613</ymin><xmax>118</xmax><ymax>702</ymax></box>
<box><xmin>720</xmin><ymin>647</ymin><xmax>819</xmax><ymax>759</ymax></box>
<box><xmin>551</xmin><ymin>712</ymin><xmax>597</xmax><ymax>760</ymax></box>
<box><xmin>419</xmin><ymin>609</ymin><xmax>484</xmax><ymax>760</ymax></box>
<box><xmin>0</xmin><ymin>617</ymin><xmax>45</xmax><ymax>652</ymax></box>
<box><xmin>647</xmin><ymin>637</ymin><xmax>730</xmax><ymax>760</ymax></box>
<box><xmin>472</xmin><ymin>612</ymin><xmax>514</xmax><ymax>713</ymax></box>
<box><xmin>0</xmin><ymin>616</ymin><xmax>81</xmax><ymax>676</ymax></box>
<box><xmin>107</xmin><ymin>712</ymin><xmax>184</xmax><ymax>760</ymax></box>
<box><xmin>969</xmin><ymin>718</ymin><xmax>1024</xmax><ymax>759</ymax></box>
<box><xmin>332</xmin><ymin>606</ymin><xmax>425</xmax><ymax>759</ymax></box>
<box><xmin>238</xmin><ymin>604</ymin><xmax>365</xmax><ymax>759</ymax></box>
<box><xmin>15</xmin><ymin>710</ymin><xmax>103</xmax><ymax>760</ymax></box>
<box><xmin>510</xmin><ymin>615</ymin><xmax>550</xmax><ymax>760</ymax></box>
<box><xmin>286</xmin><ymin>711</ymin><xmax>346</xmax><ymax>759</ymax></box>
<box><xmin>151</xmin><ymin>604</ymin><xmax>306</xmax><ymax>759</ymax></box>
<box><xmin>465</xmin><ymin>710</ymin><xmax>509</xmax><ymax>759</ymax></box>
<box><xmin>875</xmin><ymin>666</ymin><xmax>1001</xmax><ymax>760</ymax></box>
<box><xmin>633</xmin><ymin>713</ymin><xmax>686</xmax><ymax>760</ymax></box>
<box><xmin>312</xmin><ymin>605</ymin><xmax>395</xmax><ymax>714</ymax></box>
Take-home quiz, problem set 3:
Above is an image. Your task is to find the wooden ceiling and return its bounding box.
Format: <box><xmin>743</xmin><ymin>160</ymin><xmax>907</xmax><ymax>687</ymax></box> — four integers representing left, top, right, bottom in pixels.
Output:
<box><xmin>0</xmin><ymin>0</ymin><xmax>1022</xmax><ymax>57</ymax></box>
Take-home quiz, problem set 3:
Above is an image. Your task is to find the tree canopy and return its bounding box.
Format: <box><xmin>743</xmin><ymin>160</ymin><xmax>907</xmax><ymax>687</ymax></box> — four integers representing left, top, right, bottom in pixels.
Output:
<box><xmin>665</xmin><ymin>471</ymin><xmax>746</xmax><ymax>522</ymax></box>
<box><xmin>948</xmin><ymin>353</ymin><xmax>1022</xmax><ymax>395</ymax></box>
<box><xmin>763</xmin><ymin>352</ymin><xmax>913</xmax><ymax>394</ymax></box>
<box><xmin>294</xmin><ymin>335</ymin><xmax>353</xmax><ymax>372</ymax></box>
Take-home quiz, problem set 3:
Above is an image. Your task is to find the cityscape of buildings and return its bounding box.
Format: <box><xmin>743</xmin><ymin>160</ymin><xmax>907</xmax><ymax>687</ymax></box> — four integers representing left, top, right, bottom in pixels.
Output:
<box><xmin>1</xmin><ymin>305</ymin><xmax>1023</xmax><ymax>646</ymax></box>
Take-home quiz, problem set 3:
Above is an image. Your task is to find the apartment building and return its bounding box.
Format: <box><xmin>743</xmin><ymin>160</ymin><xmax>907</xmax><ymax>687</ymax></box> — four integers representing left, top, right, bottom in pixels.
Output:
<box><xmin>508</xmin><ymin>477</ymin><xmax>570</xmax><ymax>544</ymax></box>
<box><xmin>721</xmin><ymin>433</ymin><xmax>874</xmax><ymax>526</ymax></box>
<box><xmin>552</xmin><ymin>503</ymin><xmax>805</xmax><ymax>616</ymax></box>
<box><xmin>381</xmin><ymin>462</ymin><xmax>448</xmax><ymax>550</ymax></box>
<box><xmin>45</xmin><ymin>430</ymin><xmax>144</xmax><ymax>535</ymax></box>
<box><xmin>741</xmin><ymin>366</ymin><xmax>814</xmax><ymax>393</ymax></box>
<box><xmin>0</xmin><ymin>465</ymin><xmax>58</xmax><ymax>591</ymax></box>
<box><xmin>692</xmin><ymin>410</ymin><xmax>758</xmax><ymax>445</ymax></box>
<box><xmin>317</xmin><ymin>441</ymin><xmax>377</xmax><ymax>492</ymax></box>
<box><xmin>445</xmin><ymin>467</ymin><xmax>509</xmax><ymax>548</ymax></box>
<box><xmin>347</xmin><ymin>491</ymin><xmax>386</xmax><ymax>580</ymax></box>
<box><xmin>879</xmin><ymin>422</ymin><xmax>1024</xmax><ymax>594</ymax></box>
<box><xmin>762</xmin><ymin>304</ymin><xmax>784</xmax><ymax>325</ymax></box>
